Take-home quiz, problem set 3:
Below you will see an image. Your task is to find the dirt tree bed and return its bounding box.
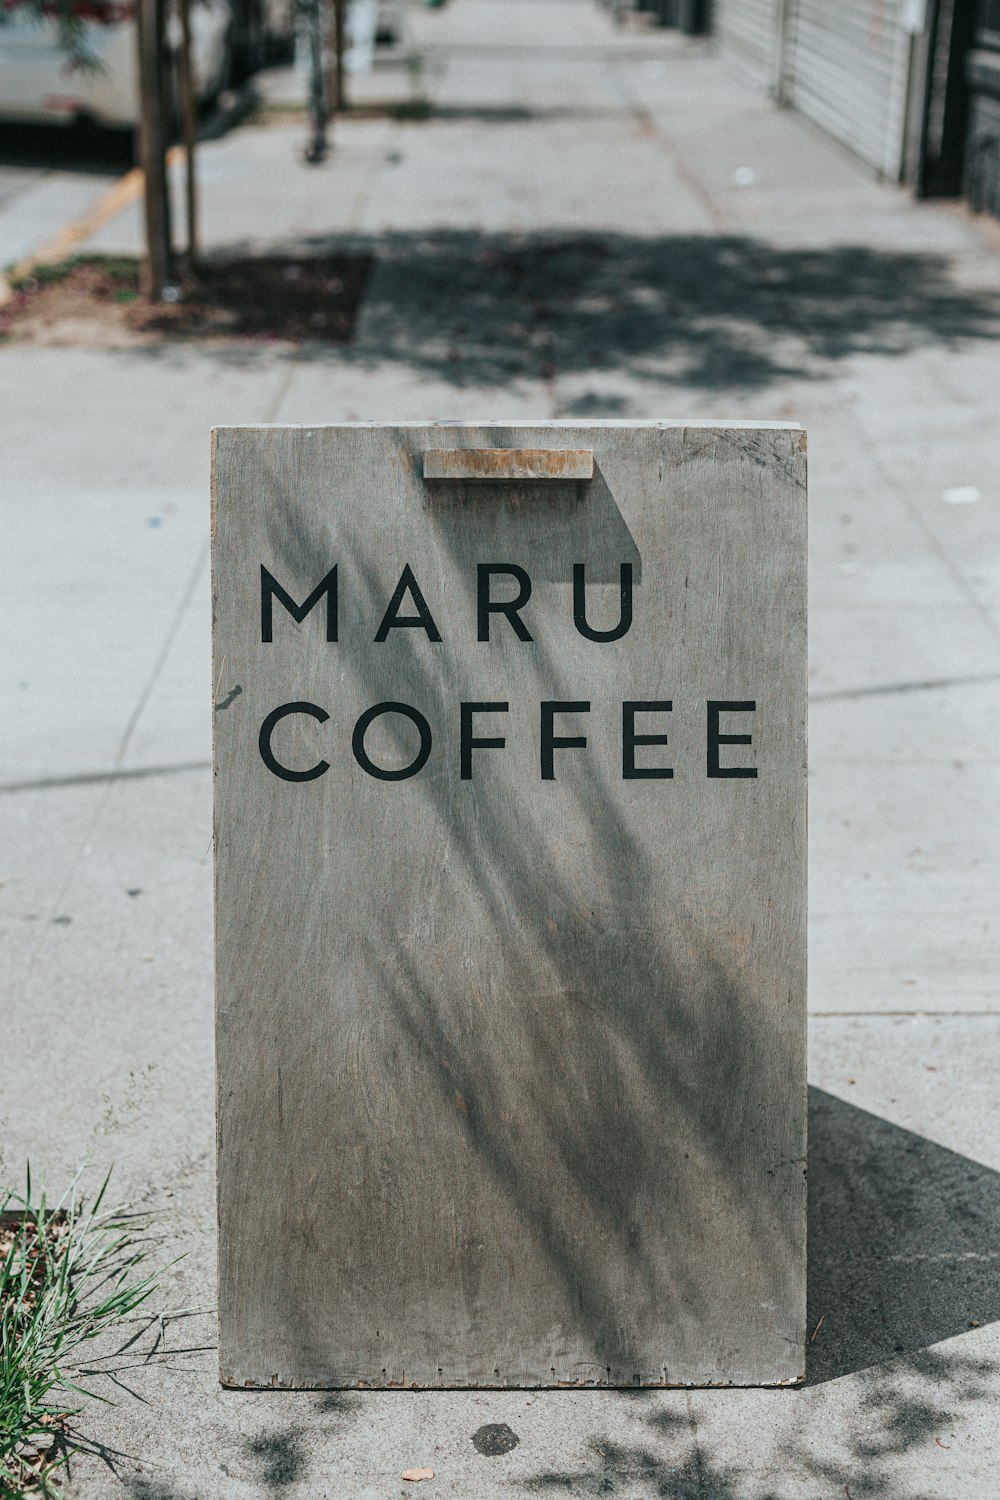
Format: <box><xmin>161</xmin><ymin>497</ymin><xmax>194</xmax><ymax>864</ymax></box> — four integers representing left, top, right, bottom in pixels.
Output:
<box><xmin>0</xmin><ymin>254</ymin><xmax>373</xmax><ymax>347</ymax></box>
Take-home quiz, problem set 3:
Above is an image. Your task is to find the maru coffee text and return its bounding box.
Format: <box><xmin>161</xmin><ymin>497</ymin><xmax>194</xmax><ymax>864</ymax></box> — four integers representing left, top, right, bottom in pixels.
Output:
<box><xmin>255</xmin><ymin>562</ymin><xmax>758</xmax><ymax>783</ymax></box>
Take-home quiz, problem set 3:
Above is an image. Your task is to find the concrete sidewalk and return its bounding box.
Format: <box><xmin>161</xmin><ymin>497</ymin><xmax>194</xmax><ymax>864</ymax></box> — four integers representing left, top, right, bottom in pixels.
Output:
<box><xmin>2</xmin><ymin>0</ymin><xmax>999</xmax><ymax>1494</ymax></box>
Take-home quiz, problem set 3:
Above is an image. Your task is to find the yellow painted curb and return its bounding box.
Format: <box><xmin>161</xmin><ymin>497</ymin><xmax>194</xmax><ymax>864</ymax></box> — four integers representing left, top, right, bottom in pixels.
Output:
<box><xmin>1</xmin><ymin>144</ymin><xmax>185</xmax><ymax>302</ymax></box>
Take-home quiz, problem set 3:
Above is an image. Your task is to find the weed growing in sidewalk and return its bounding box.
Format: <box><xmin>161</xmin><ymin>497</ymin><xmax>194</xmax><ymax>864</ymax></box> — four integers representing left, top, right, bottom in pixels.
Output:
<box><xmin>1</xmin><ymin>1169</ymin><xmax>156</xmax><ymax>1498</ymax></box>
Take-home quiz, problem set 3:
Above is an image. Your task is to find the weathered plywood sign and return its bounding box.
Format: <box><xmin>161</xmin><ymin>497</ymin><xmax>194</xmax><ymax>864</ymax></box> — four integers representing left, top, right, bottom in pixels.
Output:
<box><xmin>212</xmin><ymin>421</ymin><xmax>807</xmax><ymax>1390</ymax></box>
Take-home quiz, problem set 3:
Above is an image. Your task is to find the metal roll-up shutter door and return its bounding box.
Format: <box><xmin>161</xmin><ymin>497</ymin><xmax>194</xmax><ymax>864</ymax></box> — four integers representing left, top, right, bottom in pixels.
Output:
<box><xmin>964</xmin><ymin>0</ymin><xmax>1000</xmax><ymax>217</ymax></box>
<box><xmin>713</xmin><ymin>0</ymin><xmax>783</xmax><ymax>87</ymax></box>
<box><xmin>782</xmin><ymin>0</ymin><xmax>913</xmax><ymax>179</ymax></box>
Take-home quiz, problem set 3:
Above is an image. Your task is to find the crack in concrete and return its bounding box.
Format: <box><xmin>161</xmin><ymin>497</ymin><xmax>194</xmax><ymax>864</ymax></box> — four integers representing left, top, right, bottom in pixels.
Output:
<box><xmin>811</xmin><ymin>669</ymin><xmax>1000</xmax><ymax>702</ymax></box>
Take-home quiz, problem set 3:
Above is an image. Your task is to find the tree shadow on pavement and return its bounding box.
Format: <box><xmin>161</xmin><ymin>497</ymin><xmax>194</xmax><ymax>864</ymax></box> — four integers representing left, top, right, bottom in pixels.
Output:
<box><xmin>522</xmin><ymin>1341</ymin><xmax>997</xmax><ymax>1498</ymax></box>
<box><xmin>126</xmin><ymin>1480</ymin><xmax>191</xmax><ymax>1500</ymax></box>
<box><xmin>112</xmin><ymin>228</ymin><xmax>1000</xmax><ymax>392</ymax></box>
<box><xmin>321</xmin><ymin>230</ymin><xmax>1000</xmax><ymax>392</ymax></box>
<box><xmin>245</xmin><ymin>1429</ymin><xmax>308</xmax><ymax>1488</ymax></box>
<box><xmin>523</xmin><ymin>1337</ymin><xmax>995</xmax><ymax>1497</ymax></box>
<box><xmin>521</xmin><ymin>1085</ymin><xmax>1000</xmax><ymax>1497</ymax></box>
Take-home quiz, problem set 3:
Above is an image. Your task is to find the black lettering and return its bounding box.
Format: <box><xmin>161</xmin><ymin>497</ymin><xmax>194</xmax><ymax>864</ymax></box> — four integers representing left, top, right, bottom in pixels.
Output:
<box><xmin>259</xmin><ymin>701</ymin><xmax>330</xmax><ymax>782</ymax></box>
<box><xmin>260</xmin><ymin>565</ymin><xmax>337</xmax><ymax>642</ymax></box>
<box><xmin>460</xmin><ymin>702</ymin><xmax>509</xmax><ymax>780</ymax></box>
<box><xmin>623</xmin><ymin>701</ymin><xmax>673</xmax><ymax>779</ymax></box>
<box><xmin>540</xmin><ymin>701</ymin><xmax>590</xmax><ymax>780</ymax></box>
<box><xmin>352</xmin><ymin>701</ymin><xmax>432</xmax><ymax>780</ymax></box>
<box><xmin>707</xmin><ymin>700</ymin><xmax>758</xmax><ymax>779</ymax></box>
<box><xmin>374</xmin><ymin>565</ymin><xmax>442</xmax><ymax>642</ymax></box>
<box><xmin>477</xmin><ymin>564</ymin><xmax>533</xmax><ymax>642</ymax></box>
<box><xmin>573</xmin><ymin>562</ymin><xmax>633</xmax><ymax>642</ymax></box>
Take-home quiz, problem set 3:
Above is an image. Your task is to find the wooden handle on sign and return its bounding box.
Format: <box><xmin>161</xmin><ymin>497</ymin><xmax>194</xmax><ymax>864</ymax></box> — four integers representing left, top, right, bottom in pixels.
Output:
<box><xmin>422</xmin><ymin>448</ymin><xmax>594</xmax><ymax>482</ymax></box>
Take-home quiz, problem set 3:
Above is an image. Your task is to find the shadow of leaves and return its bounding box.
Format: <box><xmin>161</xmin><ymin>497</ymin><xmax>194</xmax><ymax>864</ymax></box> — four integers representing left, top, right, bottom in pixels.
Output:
<box><xmin>245</xmin><ymin>1429</ymin><xmax>307</xmax><ymax>1489</ymax></box>
<box><xmin>326</xmin><ymin>230</ymin><xmax>1000</xmax><ymax>392</ymax></box>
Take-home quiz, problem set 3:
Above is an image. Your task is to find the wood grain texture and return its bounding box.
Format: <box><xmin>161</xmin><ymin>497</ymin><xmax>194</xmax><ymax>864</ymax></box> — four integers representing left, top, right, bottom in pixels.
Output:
<box><xmin>212</xmin><ymin>421</ymin><xmax>808</xmax><ymax>1390</ymax></box>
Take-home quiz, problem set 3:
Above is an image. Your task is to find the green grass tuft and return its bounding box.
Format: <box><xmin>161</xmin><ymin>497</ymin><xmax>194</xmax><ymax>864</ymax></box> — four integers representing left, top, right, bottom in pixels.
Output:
<box><xmin>1</xmin><ymin>1168</ymin><xmax>156</xmax><ymax>1497</ymax></box>
<box><xmin>8</xmin><ymin>256</ymin><xmax>139</xmax><ymax>293</ymax></box>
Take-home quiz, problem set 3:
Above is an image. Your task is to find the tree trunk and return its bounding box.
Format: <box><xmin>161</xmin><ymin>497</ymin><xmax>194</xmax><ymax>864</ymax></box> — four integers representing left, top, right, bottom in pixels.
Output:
<box><xmin>334</xmin><ymin>0</ymin><xmax>347</xmax><ymax>113</ymax></box>
<box><xmin>136</xmin><ymin>0</ymin><xmax>173</xmax><ymax>296</ymax></box>
<box><xmin>178</xmin><ymin>0</ymin><xmax>199</xmax><ymax>268</ymax></box>
<box><xmin>304</xmin><ymin>0</ymin><xmax>329</xmax><ymax>162</ymax></box>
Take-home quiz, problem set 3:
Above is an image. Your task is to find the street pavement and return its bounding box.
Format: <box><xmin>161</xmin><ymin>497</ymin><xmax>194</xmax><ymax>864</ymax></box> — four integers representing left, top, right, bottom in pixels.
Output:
<box><xmin>2</xmin><ymin>0</ymin><xmax>1000</xmax><ymax>1494</ymax></box>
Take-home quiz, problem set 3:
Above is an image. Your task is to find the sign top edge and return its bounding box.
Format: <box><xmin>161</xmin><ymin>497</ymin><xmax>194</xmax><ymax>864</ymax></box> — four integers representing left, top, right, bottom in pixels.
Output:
<box><xmin>210</xmin><ymin>420</ymin><xmax>803</xmax><ymax>433</ymax></box>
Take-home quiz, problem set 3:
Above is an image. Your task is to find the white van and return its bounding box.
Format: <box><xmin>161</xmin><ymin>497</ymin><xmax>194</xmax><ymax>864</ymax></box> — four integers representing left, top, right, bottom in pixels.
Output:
<box><xmin>0</xmin><ymin>0</ymin><xmax>286</xmax><ymax>128</ymax></box>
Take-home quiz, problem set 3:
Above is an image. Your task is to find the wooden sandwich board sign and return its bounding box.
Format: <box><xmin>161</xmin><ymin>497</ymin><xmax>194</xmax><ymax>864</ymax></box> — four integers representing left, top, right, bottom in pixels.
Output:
<box><xmin>211</xmin><ymin>421</ymin><xmax>807</xmax><ymax>1390</ymax></box>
